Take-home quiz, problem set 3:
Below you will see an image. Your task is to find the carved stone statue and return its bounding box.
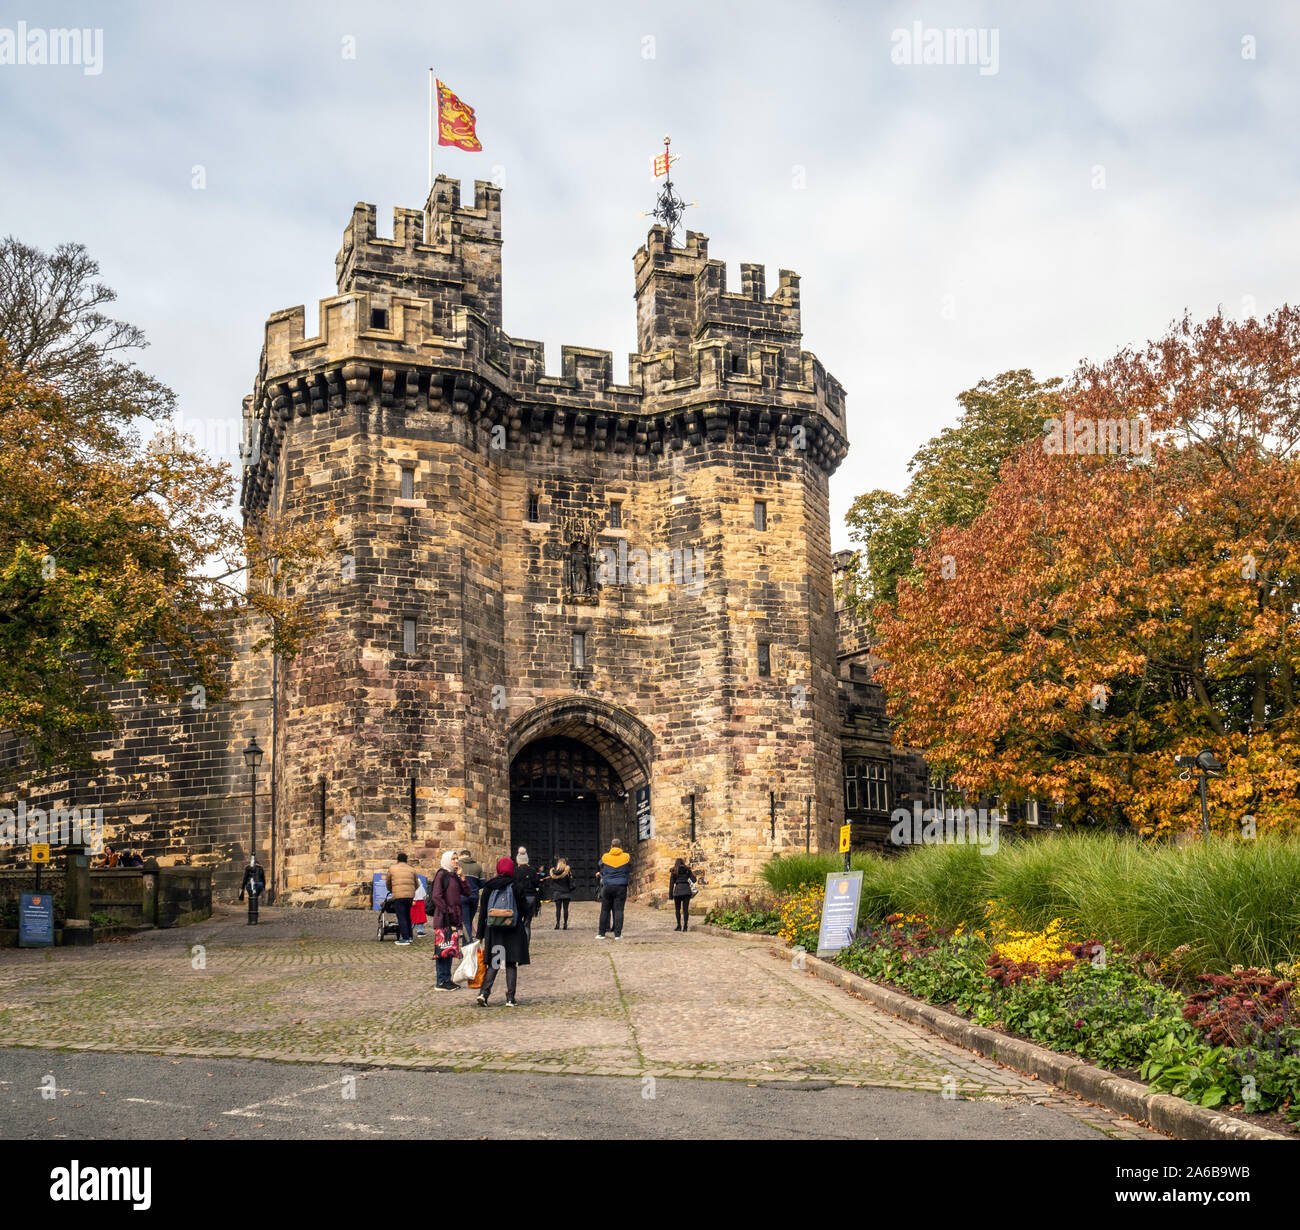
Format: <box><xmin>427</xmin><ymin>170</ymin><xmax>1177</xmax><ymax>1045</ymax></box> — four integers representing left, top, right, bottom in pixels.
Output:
<box><xmin>567</xmin><ymin>540</ymin><xmax>591</xmax><ymax>596</ymax></box>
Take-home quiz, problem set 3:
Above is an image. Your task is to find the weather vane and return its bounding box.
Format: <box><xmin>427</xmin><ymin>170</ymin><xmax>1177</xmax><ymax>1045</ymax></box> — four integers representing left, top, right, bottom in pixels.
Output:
<box><xmin>641</xmin><ymin>135</ymin><xmax>696</xmax><ymax>243</ymax></box>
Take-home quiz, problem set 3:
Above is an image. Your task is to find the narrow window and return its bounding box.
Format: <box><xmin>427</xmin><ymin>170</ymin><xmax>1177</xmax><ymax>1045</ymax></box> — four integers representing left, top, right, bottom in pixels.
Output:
<box><xmin>609</xmin><ymin>500</ymin><xmax>623</xmax><ymax>529</ymax></box>
<box><xmin>758</xmin><ymin>641</ymin><xmax>771</xmax><ymax>677</ymax></box>
<box><xmin>754</xmin><ymin>500</ymin><xmax>767</xmax><ymax>531</ymax></box>
<box><xmin>927</xmin><ymin>773</ymin><xmax>947</xmax><ymax>815</ymax></box>
<box><xmin>400</xmin><ymin>466</ymin><xmax>414</xmax><ymax>500</ymax></box>
<box><xmin>402</xmin><ymin>618</ymin><xmax>416</xmax><ymax>655</ymax></box>
<box><xmin>527</xmin><ymin>492</ymin><xmax>540</xmax><ymax>523</ymax></box>
<box><xmin>370</xmin><ymin>307</ymin><xmax>389</xmax><ymax>330</ymax></box>
<box><xmin>572</xmin><ymin>631</ymin><xmax>586</xmax><ymax>669</ymax></box>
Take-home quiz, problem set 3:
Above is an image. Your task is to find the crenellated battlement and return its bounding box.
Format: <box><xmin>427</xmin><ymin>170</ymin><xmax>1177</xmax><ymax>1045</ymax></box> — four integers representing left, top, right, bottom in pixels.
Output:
<box><xmin>257</xmin><ymin>282</ymin><xmax>844</xmax><ymax>423</ymax></box>
<box><xmin>243</xmin><ymin>183</ymin><xmax>847</xmax><ymax>519</ymax></box>
<box><xmin>633</xmin><ymin>225</ymin><xmax>803</xmax><ymax>372</ymax></box>
<box><xmin>335</xmin><ymin>176</ymin><xmax>504</xmax><ymax>329</ymax></box>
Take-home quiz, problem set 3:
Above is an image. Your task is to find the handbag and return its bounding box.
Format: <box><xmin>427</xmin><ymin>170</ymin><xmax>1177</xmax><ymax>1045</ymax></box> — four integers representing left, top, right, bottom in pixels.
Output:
<box><xmin>435</xmin><ymin>926</ymin><xmax>462</xmax><ymax>959</ymax></box>
<box><xmin>690</xmin><ymin>878</ymin><xmax>700</xmax><ymax>897</ymax></box>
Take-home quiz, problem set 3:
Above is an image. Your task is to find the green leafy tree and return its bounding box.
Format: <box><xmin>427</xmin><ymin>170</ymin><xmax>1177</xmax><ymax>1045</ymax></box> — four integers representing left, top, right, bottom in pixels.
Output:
<box><xmin>844</xmin><ymin>370</ymin><xmax>1062</xmax><ymax>625</ymax></box>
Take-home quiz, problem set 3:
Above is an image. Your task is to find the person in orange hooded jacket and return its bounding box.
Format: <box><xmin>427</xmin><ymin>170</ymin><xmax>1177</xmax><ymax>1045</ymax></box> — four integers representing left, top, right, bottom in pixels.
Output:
<box><xmin>595</xmin><ymin>843</ymin><xmax>631</xmax><ymax>939</ymax></box>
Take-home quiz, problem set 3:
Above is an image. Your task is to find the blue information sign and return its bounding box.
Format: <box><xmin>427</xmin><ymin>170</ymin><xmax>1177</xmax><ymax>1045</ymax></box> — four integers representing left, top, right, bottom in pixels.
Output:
<box><xmin>19</xmin><ymin>892</ymin><xmax>55</xmax><ymax>947</ymax></box>
<box><xmin>816</xmin><ymin>871</ymin><xmax>863</xmax><ymax>956</ymax></box>
<box><xmin>373</xmin><ymin>871</ymin><xmax>426</xmax><ymax>909</ymax></box>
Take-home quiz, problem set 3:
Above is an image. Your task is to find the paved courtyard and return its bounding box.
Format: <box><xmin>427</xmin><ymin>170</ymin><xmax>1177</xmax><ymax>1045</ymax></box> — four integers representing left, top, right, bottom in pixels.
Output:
<box><xmin>0</xmin><ymin>902</ymin><xmax>1160</xmax><ymax>1138</ymax></box>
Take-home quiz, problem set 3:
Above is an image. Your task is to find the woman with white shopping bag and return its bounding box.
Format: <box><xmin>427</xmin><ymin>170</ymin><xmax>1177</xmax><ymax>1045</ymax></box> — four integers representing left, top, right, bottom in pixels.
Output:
<box><xmin>430</xmin><ymin>850</ymin><xmax>467</xmax><ymax>990</ymax></box>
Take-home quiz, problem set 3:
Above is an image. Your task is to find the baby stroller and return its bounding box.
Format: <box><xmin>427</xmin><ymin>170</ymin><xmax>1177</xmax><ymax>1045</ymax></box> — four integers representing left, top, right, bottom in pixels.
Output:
<box><xmin>376</xmin><ymin>895</ymin><xmax>401</xmax><ymax>942</ymax></box>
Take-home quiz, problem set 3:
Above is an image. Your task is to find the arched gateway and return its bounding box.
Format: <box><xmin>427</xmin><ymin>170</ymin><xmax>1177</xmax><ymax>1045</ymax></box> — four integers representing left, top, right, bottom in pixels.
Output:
<box><xmin>506</xmin><ymin>699</ymin><xmax>653</xmax><ymax>901</ymax></box>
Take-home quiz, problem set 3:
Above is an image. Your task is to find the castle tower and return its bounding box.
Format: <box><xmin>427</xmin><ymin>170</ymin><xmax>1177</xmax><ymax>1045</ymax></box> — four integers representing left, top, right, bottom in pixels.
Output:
<box><xmin>240</xmin><ymin>180</ymin><xmax>849</xmax><ymax>905</ymax></box>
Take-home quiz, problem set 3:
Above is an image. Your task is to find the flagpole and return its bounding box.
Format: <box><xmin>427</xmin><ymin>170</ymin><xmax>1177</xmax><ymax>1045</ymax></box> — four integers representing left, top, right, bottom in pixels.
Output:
<box><xmin>427</xmin><ymin>68</ymin><xmax>433</xmax><ymax>195</ymax></box>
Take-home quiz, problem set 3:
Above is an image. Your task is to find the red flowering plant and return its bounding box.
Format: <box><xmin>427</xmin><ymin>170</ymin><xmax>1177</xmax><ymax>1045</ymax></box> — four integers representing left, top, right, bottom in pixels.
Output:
<box><xmin>1182</xmin><ymin>969</ymin><xmax>1299</xmax><ymax>1048</ymax></box>
<box><xmin>985</xmin><ymin>952</ymin><xmax>1075</xmax><ymax>988</ymax></box>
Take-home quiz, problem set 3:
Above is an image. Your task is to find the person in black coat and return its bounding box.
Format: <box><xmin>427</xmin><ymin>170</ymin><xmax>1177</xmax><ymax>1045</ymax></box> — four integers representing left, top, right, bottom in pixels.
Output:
<box><xmin>475</xmin><ymin>857</ymin><xmax>531</xmax><ymax>1006</ymax></box>
<box><xmin>514</xmin><ymin>848</ymin><xmax>542</xmax><ymax>921</ymax></box>
<box><xmin>668</xmin><ymin>858</ymin><xmax>697</xmax><ymax>931</ymax></box>
<box><xmin>546</xmin><ymin>858</ymin><xmax>574</xmax><ymax>929</ymax></box>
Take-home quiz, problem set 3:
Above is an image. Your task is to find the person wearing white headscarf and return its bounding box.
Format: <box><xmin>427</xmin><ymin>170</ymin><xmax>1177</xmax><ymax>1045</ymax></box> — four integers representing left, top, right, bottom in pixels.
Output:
<box><xmin>431</xmin><ymin>850</ymin><xmax>467</xmax><ymax>989</ymax></box>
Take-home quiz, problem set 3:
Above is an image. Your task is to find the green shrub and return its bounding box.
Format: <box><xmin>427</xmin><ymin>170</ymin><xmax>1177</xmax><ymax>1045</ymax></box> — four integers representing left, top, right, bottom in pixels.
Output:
<box><xmin>763</xmin><ymin>832</ymin><xmax>1300</xmax><ymax>973</ymax></box>
<box><xmin>703</xmin><ymin>894</ymin><xmax>780</xmax><ymax>934</ymax></box>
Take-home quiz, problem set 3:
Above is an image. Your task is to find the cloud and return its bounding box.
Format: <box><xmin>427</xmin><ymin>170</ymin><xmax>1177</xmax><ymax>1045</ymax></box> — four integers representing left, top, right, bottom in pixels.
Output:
<box><xmin>1</xmin><ymin>0</ymin><xmax>1296</xmax><ymax>549</ymax></box>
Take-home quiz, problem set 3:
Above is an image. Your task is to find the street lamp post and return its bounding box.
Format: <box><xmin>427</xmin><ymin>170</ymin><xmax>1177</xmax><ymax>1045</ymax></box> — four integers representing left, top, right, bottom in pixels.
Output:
<box><xmin>1175</xmin><ymin>749</ymin><xmax>1224</xmax><ymax>837</ymax></box>
<box><xmin>243</xmin><ymin>737</ymin><xmax>264</xmax><ymax>923</ymax></box>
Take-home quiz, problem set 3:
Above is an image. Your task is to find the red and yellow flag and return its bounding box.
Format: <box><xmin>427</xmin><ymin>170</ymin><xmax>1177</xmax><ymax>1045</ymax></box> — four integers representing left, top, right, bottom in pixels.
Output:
<box><xmin>653</xmin><ymin>152</ymin><xmax>670</xmax><ymax>177</ymax></box>
<box><xmin>436</xmin><ymin>79</ymin><xmax>481</xmax><ymax>152</ymax></box>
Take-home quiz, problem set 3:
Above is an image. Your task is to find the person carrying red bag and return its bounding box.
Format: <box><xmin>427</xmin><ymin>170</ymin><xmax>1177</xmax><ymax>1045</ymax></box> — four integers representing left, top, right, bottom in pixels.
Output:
<box><xmin>431</xmin><ymin>850</ymin><xmax>468</xmax><ymax>990</ymax></box>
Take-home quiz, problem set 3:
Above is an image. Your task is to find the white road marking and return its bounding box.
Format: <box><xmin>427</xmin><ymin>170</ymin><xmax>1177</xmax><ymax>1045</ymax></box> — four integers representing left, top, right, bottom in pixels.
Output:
<box><xmin>224</xmin><ymin>1077</ymin><xmax>353</xmax><ymax>1118</ymax></box>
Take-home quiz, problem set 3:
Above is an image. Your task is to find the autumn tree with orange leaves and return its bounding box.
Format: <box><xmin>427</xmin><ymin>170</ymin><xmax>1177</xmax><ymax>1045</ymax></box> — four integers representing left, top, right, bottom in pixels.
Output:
<box><xmin>874</xmin><ymin>308</ymin><xmax>1300</xmax><ymax>834</ymax></box>
<box><xmin>0</xmin><ymin>238</ymin><xmax>329</xmax><ymax>766</ymax></box>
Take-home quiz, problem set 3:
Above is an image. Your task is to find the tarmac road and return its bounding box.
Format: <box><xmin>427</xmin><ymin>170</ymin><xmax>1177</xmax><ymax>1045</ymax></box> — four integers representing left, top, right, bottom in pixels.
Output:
<box><xmin>0</xmin><ymin>1046</ymin><xmax>1133</xmax><ymax>1140</ymax></box>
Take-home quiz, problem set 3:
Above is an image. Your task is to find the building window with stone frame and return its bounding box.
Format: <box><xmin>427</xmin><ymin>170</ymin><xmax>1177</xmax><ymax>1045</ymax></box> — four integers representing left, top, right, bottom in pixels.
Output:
<box><xmin>608</xmin><ymin>499</ymin><xmax>623</xmax><ymax>529</ymax></box>
<box><xmin>527</xmin><ymin>492</ymin><xmax>540</xmax><ymax>523</ymax></box>
<box><xmin>757</xmin><ymin>640</ymin><xmax>771</xmax><ymax>677</ymax></box>
<box><xmin>754</xmin><ymin>500</ymin><xmax>768</xmax><ymax>531</ymax></box>
<box><xmin>572</xmin><ymin>630</ymin><xmax>587</xmax><ymax>670</ymax></box>
<box><xmin>1001</xmin><ymin>798</ymin><xmax>1041</xmax><ymax>826</ymax></box>
<box><xmin>399</xmin><ymin>465</ymin><xmax>415</xmax><ymax>501</ymax></box>
<box><xmin>844</xmin><ymin>758</ymin><xmax>890</xmax><ymax>814</ymax></box>
<box><xmin>402</xmin><ymin>617</ymin><xmax>417</xmax><ymax>656</ymax></box>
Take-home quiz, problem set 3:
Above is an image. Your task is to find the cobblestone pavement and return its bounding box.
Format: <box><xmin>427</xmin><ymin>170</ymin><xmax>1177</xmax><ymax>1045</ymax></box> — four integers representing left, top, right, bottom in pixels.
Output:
<box><xmin>0</xmin><ymin>903</ymin><xmax>1160</xmax><ymax>1138</ymax></box>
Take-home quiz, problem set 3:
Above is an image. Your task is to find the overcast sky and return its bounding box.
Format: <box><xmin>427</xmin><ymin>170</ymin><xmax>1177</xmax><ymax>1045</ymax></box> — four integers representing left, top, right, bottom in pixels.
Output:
<box><xmin>4</xmin><ymin>1</ymin><xmax>1298</xmax><ymax>548</ymax></box>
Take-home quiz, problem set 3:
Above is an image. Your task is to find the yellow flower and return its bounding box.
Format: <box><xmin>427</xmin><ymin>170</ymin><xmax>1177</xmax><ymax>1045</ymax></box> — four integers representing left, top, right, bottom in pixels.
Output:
<box><xmin>985</xmin><ymin>899</ymin><xmax>1073</xmax><ymax>964</ymax></box>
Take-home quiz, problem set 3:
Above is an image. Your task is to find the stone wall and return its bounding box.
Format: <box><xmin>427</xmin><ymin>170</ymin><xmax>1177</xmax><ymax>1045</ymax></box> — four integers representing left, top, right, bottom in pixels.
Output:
<box><xmin>0</xmin><ymin>866</ymin><xmax>212</xmax><ymax>936</ymax></box>
<box><xmin>0</xmin><ymin>617</ymin><xmax>272</xmax><ymax>901</ymax></box>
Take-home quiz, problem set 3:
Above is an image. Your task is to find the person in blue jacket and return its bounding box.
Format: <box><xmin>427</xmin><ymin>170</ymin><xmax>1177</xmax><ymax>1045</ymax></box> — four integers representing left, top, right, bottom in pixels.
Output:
<box><xmin>595</xmin><ymin>842</ymin><xmax>632</xmax><ymax>939</ymax></box>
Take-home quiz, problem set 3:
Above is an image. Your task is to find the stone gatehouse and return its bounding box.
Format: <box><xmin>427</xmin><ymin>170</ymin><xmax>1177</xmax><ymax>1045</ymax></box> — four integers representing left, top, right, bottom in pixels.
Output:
<box><xmin>242</xmin><ymin>177</ymin><xmax>849</xmax><ymax>905</ymax></box>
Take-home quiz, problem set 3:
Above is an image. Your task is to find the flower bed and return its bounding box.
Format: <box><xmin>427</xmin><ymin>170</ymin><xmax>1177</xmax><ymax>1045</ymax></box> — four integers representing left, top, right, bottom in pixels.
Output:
<box><xmin>711</xmin><ymin>879</ymin><xmax>1300</xmax><ymax>1130</ymax></box>
<box><xmin>703</xmin><ymin>891</ymin><xmax>779</xmax><ymax>935</ymax></box>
